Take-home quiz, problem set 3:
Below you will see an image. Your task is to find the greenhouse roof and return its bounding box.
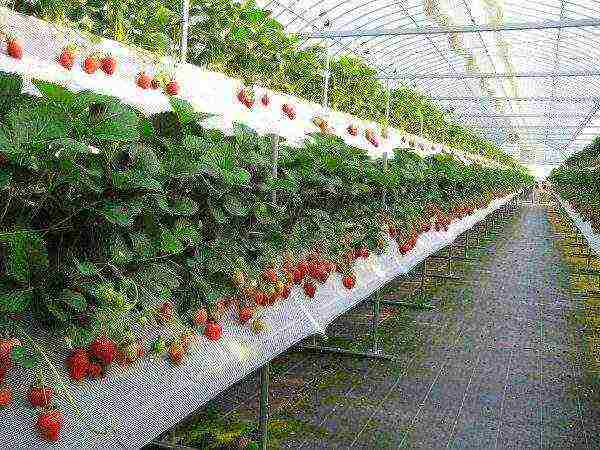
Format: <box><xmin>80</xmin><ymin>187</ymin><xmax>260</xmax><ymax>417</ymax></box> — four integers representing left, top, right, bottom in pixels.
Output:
<box><xmin>258</xmin><ymin>0</ymin><xmax>600</xmax><ymax>171</ymax></box>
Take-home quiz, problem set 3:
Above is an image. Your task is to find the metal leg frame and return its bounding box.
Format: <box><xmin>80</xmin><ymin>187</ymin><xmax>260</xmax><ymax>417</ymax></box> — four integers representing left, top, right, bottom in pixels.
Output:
<box><xmin>259</xmin><ymin>364</ymin><xmax>269</xmax><ymax>450</ymax></box>
<box><xmin>297</xmin><ymin>289</ymin><xmax>399</xmax><ymax>361</ymax></box>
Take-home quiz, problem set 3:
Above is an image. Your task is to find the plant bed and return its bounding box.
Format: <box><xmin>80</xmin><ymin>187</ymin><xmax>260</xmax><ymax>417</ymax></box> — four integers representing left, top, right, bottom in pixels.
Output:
<box><xmin>0</xmin><ymin>62</ymin><xmax>530</xmax><ymax>448</ymax></box>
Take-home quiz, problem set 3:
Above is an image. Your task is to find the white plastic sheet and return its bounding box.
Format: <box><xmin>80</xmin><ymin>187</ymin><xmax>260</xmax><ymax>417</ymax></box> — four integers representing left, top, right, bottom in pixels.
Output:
<box><xmin>554</xmin><ymin>193</ymin><xmax>600</xmax><ymax>255</ymax></box>
<box><xmin>0</xmin><ymin>192</ymin><xmax>518</xmax><ymax>450</ymax></box>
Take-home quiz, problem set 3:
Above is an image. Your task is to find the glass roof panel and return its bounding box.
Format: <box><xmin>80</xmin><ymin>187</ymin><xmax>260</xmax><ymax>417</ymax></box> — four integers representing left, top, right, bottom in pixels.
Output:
<box><xmin>258</xmin><ymin>0</ymin><xmax>600</xmax><ymax>166</ymax></box>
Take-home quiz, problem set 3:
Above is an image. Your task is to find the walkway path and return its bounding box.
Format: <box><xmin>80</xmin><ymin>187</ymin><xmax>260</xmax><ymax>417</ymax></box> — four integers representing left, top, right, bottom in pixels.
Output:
<box><xmin>169</xmin><ymin>203</ymin><xmax>596</xmax><ymax>449</ymax></box>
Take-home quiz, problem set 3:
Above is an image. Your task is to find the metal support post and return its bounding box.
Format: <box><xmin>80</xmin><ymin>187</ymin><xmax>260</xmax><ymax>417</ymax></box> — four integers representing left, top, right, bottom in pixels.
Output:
<box><xmin>180</xmin><ymin>0</ymin><xmax>190</xmax><ymax>63</ymax></box>
<box><xmin>322</xmin><ymin>40</ymin><xmax>330</xmax><ymax>109</ymax></box>
<box><xmin>259</xmin><ymin>364</ymin><xmax>269</xmax><ymax>450</ymax></box>
<box><xmin>370</xmin><ymin>290</ymin><xmax>381</xmax><ymax>353</ymax></box>
<box><xmin>382</xmin><ymin>152</ymin><xmax>388</xmax><ymax>210</ymax></box>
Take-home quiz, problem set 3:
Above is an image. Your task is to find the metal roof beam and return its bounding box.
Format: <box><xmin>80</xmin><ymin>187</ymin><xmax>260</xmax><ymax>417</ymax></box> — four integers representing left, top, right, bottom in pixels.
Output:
<box><xmin>474</xmin><ymin>125</ymin><xmax>600</xmax><ymax>128</ymax></box>
<box><xmin>453</xmin><ymin>113</ymin><xmax>589</xmax><ymax>118</ymax></box>
<box><xmin>297</xmin><ymin>18</ymin><xmax>600</xmax><ymax>39</ymax></box>
<box><xmin>379</xmin><ymin>70</ymin><xmax>600</xmax><ymax>79</ymax></box>
<box><xmin>430</xmin><ymin>97</ymin><xmax>599</xmax><ymax>101</ymax></box>
<box><xmin>560</xmin><ymin>102</ymin><xmax>600</xmax><ymax>155</ymax></box>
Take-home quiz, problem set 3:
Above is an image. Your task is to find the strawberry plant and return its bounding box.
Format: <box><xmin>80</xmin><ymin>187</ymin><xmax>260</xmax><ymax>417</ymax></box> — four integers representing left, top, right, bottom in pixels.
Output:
<box><xmin>0</xmin><ymin>70</ymin><xmax>531</xmax><ymax>442</ymax></box>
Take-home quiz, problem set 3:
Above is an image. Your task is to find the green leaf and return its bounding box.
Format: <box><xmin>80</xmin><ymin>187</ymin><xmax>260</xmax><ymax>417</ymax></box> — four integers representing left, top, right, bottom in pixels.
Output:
<box><xmin>77</xmin><ymin>260</ymin><xmax>99</xmax><ymax>276</ymax></box>
<box><xmin>154</xmin><ymin>194</ymin><xmax>199</xmax><ymax>216</ymax></box>
<box><xmin>76</xmin><ymin>95</ymin><xmax>139</xmax><ymax>142</ymax></box>
<box><xmin>169</xmin><ymin>97</ymin><xmax>196</xmax><ymax>125</ymax></box>
<box><xmin>110</xmin><ymin>233</ymin><xmax>133</xmax><ymax>265</ymax></box>
<box><xmin>173</xmin><ymin>220</ymin><xmax>202</xmax><ymax>245</ymax></box>
<box><xmin>130</xmin><ymin>231</ymin><xmax>156</xmax><ymax>258</ymax></box>
<box><xmin>0</xmin><ymin>71</ymin><xmax>22</xmax><ymax>96</ymax></box>
<box><xmin>0</xmin><ymin>230</ymin><xmax>48</xmax><ymax>284</ymax></box>
<box><xmin>8</xmin><ymin>102</ymin><xmax>71</xmax><ymax>148</ymax></box>
<box><xmin>209</xmin><ymin>202</ymin><xmax>228</xmax><ymax>224</ymax></box>
<box><xmin>254</xmin><ymin>202</ymin><xmax>278</xmax><ymax>224</ymax></box>
<box><xmin>0</xmin><ymin>126</ymin><xmax>14</xmax><ymax>153</ymax></box>
<box><xmin>159</xmin><ymin>229</ymin><xmax>184</xmax><ymax>254</ymax></box>
<box><xmin>223</xmin><ymin>194</ymin><xmax>251</xmax><ymax>216</ymax></box>
<box><xmin>0</xmin><ymin>169</ymin><xmax>11</xmax><ymax>190</ymax></box>
<box><xmin>97</xmin><ymin>200</ymin><xmax>143</xmax><ymax>227</ymax></box>
<box><xmin>221</xmin><ymin>167</ymin><xmax>251</xmax><ymax>186</ymax></box>
<box><xmin>0</xmin><ymin>289</ymin><xmax>33</xmax><ymax>313</ymax></box>
<box><xmin>60</xmin><ymin>289</ymin><xmax>87</xmax><ymax>312</ymax></box>
<box><xmin>264</xmin><ymin>176</ymin><xmax>299</xmax><ymax>194</ymax></box>
<box><xmin>0</xmin><ymin>71</ymin><xmax>22</xmax><ymax>117</ymax></box>
<box><xmin>32</xmin><ymin>79</ymin><xmax>76</xmax><ymax>105</ymax></box>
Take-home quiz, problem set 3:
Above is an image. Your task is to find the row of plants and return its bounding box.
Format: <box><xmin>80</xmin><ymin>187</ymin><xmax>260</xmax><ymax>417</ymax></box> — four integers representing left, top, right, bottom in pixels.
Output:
<box><xmin>6</xmin><ymin>0</ymin><xmax>520</xmax><ymax>167</ymax></box>
<box><xmin>548</xmin><ymin>205</ymin><xmax>600</xmax><ymax>411</ymax></box>
<box><xmin>550</xmin><ymin>139</ymin><xmax>600</xmax><ymax>232</ymax></box>
<box><xmin>0</xmin><ymin>67</ymin><xmax>530</xmax><ymax>442</ymax></box>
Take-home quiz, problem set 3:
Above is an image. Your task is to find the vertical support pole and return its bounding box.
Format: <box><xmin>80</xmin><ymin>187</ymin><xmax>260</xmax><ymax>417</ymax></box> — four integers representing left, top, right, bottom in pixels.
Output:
<box><xmin>259</xmin><ymin>364</ymin><xmax>269</xmax><ymax>450</ymax></box>
<box><xmin>371</xmin><ymin>290</ymin><xmax>381</xmax><ymax>353</ymax></box>
<box><xmin>180</xmin><ymin>0</ymin><xmax>190</xmax><ymax>63</ymax></box>
<box><xmin>271</xmin><ymin>134</ymin><xmax>279</xmax><ymax>204</ymax></box>
<box><xmin>382</xmin><ymin>152</ymin><xmax>388</xmax><ymax>210</ymax></box>
<box><xmin>385</xmin><ymin>80</ymin><xmax>391</xmax><ymax>124</ymax></box>
<box><xmin>322</xmin><ymin>40</ymin><xmax>330</xmax><ymax>109</ymax></box>
<box><xmin>258</xmin><ymin>133</ymin><xmax>278</xmax><ymax>450</ymax></box>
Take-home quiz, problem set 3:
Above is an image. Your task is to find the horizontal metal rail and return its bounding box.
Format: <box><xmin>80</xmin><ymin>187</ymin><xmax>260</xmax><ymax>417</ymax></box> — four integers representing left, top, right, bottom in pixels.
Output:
<box><xmin>431</xmin><ymin>96</ymin><xmax>600</xmax><ymax>102</ymax></box>
<box><xmin>298</xmin><ymin>18</ymin><xmax>600</xmax><ymax>39</ymax></box>
<box><xmin>378</xmin><ymin>70</ymin><xmax>600</xmax><ymax>79</ymax></box>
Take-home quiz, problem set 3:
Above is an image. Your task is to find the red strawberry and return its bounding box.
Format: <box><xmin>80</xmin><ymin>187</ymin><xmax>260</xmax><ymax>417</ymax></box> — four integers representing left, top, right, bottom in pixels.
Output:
<box><xmin>165</xmin><ymin>80</ymin><xmax>179</xmax><ymax>96</ymax></box>
<box><xmin>292</xmin><ymin>269</ymin><xmax>304</xmax><ymax>284</ymax></box>
<box><xmin>263</xmin><ymin>268</ymin><xmax>278</xmax><ymax>284</ymax></box>
<box><xmin>303</xmin><ymin>282</ymin><xmax>316</xmax><ymax>298</ymax></box>
<box><xmin>58</xmin><ymin>48</ymin><xmax>75</xmax><ymax>70</ymax></box>
<box><xmin>136</xmin><ymin>71</ymin><xmax>151</xmax><ymax>89</ymax></box>
<box><xmin>239</xmin><ymin>307</ymin><xmax>254</xmax><ymax>324</ymax></box>
<box><xmin>355</xmin><ymin>247</ymin><xmax>369</xmax><ymax>259</ymax></box>
<box><xmin>281</xmin><ymin>284</ymin><xmax>292</xmax><ymax>299</ymax></box>
<box><xmin>297</xmin><ymin>261</ymin><xmax>309</xmax><ymax>278</ymax></box>
<box><xmin>237</xmin><ymin>89</ymin><xmax>254</xmax><ymax>108</ymax></box>
<box><xmin>87</xmin><ymin>362</ymin><xmax>103</xmax><ymax>379</ymax></box>
<box><xmin>193</xmin><ymin>308</ymin><xmax>207</xmax><ymax>326</ymax></box>
<box><xmin>254</xmin><ymin>291</ymin><xmax>268</xmax><ymax>307</ymax></box>
<box><xmin>204</xmin><ymin>322</ymin><xmax>223</xmax><ymax>341</ymax></box>
<box><xmin>89</xmin><ymin>335</ymin><xmax>117</xmax><ymax>365</ymax></box>
<box><xmin>158</xmin><ymin>301</ymin><xmax>174</xmax><ymax>322</ymax></box>
<box><xmin>168</xmin><ymin>341</ymin><xmax>185</xmax><ymax>364</ymax></box>
<box><xmin>342</xmin><ymin>275</ymin><xmax>356</xmax><ymax>290</ymax></box>
<box><xmin>66</xmin><ymin>348</ymin><xmax>89</xmax><ymax>378</ymax></box>
<box><xmin>260</xmin><ymin>93</ymin><xmax>270</xmax><ymax>106</ymax></box>
<box><xmin>101</xmin><ymin>55</ymin><xmax>117</xmax><ymax>75</ymax></box>
<box><xmin>0</xmin><ymin>385</ymin><xmax>12</xmax><ymax>407</ymax></box>
<box><xmin>388</xmin><ymin>226</ymin><xmax>397</xmax><ymax>238</ymax></box>
<box><xmin>83</xmin><ymin>55</ymin><xmax>100</xmax><ymax>74</ymax></box>
<box><xmin>37</xmin><ymin>409</ymin><xmax>64</xmax><ymax>442</ymax></box>
<box><xmin>0</xmin><ymin>339</ymin><xmax>14</xmax><ymax>368</ymax></box>
<box><xmin>282</xmin><ymin>103</ymin><xmax>296</xmax><ymax>119</ymax></box>
<box><xmin>6</xmin><ymin>38</ymin><xmax>22</xmax><ymax>59</ymax></box>
<box><xmin>28</xmin><ymin>386</ymin><xmax>53</xmax><ymax>408</ymax></box>
<box><xmin>151</xmin><ymin>78</ymin><xmax>160</xmax><ymax>90</ymax></box>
